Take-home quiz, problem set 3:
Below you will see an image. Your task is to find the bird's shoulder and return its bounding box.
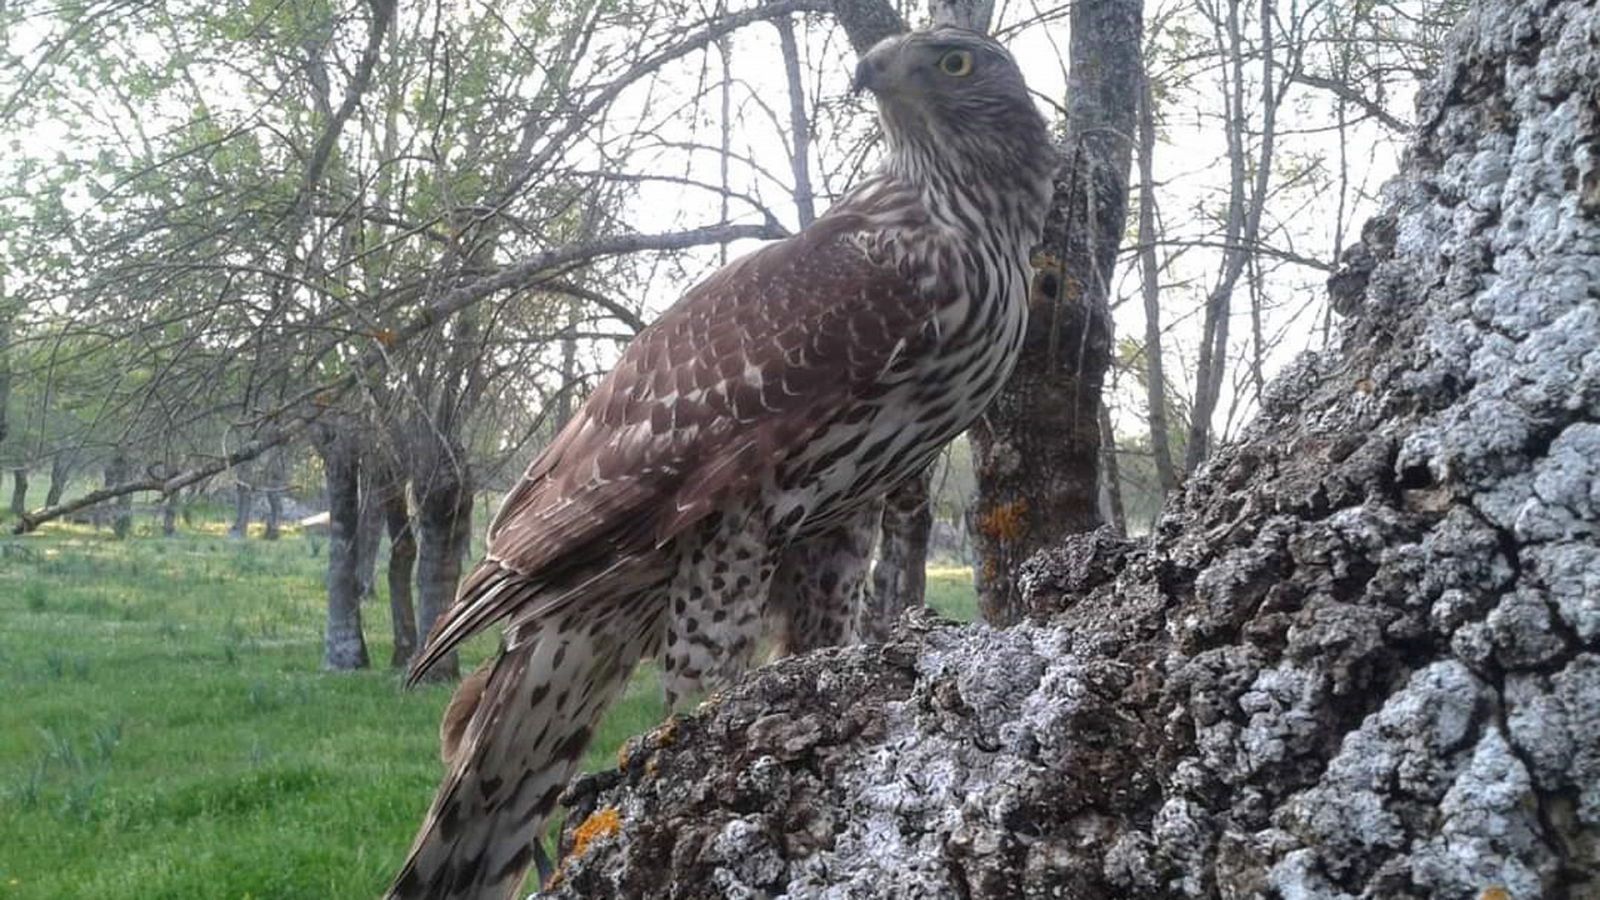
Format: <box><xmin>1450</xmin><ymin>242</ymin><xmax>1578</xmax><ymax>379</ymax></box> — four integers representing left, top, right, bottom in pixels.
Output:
<box><xmin>481</xmin><ymin>185</ymin><xmax>942</xmax><ymax>574</ymax></box>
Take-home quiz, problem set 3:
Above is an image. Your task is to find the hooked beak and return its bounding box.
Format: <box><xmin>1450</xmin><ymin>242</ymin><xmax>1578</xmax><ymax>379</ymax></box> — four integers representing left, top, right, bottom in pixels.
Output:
<box><xmin>852</xmin><ymin>35</ymin><xmax>897</xmax><ymax>96</ymax></box>
<box><xmin>852</xmin><ymin>56</ymin><xmax>880</xmax><ymax>96</ymax></box>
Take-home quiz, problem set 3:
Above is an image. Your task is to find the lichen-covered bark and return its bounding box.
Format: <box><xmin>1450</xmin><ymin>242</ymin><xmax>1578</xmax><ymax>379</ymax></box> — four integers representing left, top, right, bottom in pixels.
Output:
<box><xmin>540</xmin><ymin>1</ymin><xmax>1600</xmax><ymax>896</ymax></box>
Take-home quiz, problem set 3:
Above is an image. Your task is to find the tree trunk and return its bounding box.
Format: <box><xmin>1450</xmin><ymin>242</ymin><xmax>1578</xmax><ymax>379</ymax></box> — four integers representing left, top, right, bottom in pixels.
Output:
<box><xmin>229</xmin><ymin>465</ymin><xmax>253</xmax><ymax>539</ymax></box>
<box><xmin>106</xmin><ymin>453</ymin><xmax>132</xmax><ymax>539</ymax></box>
<box><xmin>411</xmin><ymin>447</ymin><xmax>470</xmax><ymax>682</ymax></box>
<box><xmin>381</xmin><ymin>467</ymin><xmax>418</xmax><ymax>669</ymax></box>
<box><xmin>1184</xmin><ymin>0</ymin><xmax>1280</xmax><ymax>474</ymax></box>
<box><xmin>1137</xmin><ymin>77</ymin><xmax>1180</xmax><ymax>498</ymax></box>
<box><xmin>316</xmin><ymin>420</ymin><xmax>369</xmax><ymax>671</ymax></box>
<box><xmin>45</xmin><ymin>453</ymin><xmax>70</xmax><ymax>507</ymax></box>
<box><xmin>355</xmin><ymin>458</ymin><xmax>385</xmax><ymax>601</ymax></box>
<box><xmin>1097</xmin><ymin>406</ymin><xmax>1127</xmax><ymax>536</ymax></box>
<box><xmin>9</xmin><ymin>468</ymin><xmax>26</xmax><ymax>518</ymax></box>
<box><xmin>161</xmin><ymin>492</ymin><xmax>178</xmax><ymax>536</ymax></box>
<box><xmin>866</xmin><ymin>469</ymin><xmax>932</xmax><ymax>636</ymax></box>
<box><xmin>0</xmin><ymin>288</ymin><xmax>9</xmax><ymax>451</ymax></box>
<box><xmin>968</xmin><ymin>0</ymin><xmax>1141</xmax><ymax>625</ymax></box>
<box><xmin>263</xmin><ymin>451</ymin><xmax>286</xmax><ymax>540</ymax></box>
<box><xmin>547</xmin><ymin>4</ymin><xmax>1600</xmax><ymax>896</ymax></box>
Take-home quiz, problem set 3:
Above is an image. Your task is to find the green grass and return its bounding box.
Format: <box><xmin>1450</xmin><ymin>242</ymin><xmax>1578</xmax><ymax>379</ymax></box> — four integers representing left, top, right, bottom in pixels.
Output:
<box><xmin>0</xmin><ymin>523</ymin><xmax>975</xmax><ymax>898</ymax></box>
<box><xmin>925</xmin><ymin>565</ymin><xmax>979</xmax><ymax>622</ymax></box>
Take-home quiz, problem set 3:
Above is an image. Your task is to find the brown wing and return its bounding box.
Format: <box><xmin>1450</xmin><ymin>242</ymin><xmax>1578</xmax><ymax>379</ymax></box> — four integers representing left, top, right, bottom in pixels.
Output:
<box><xmin>411</xmin><ymin>213</ymin><xmax>933</xmax><ymax>675</ymax></box>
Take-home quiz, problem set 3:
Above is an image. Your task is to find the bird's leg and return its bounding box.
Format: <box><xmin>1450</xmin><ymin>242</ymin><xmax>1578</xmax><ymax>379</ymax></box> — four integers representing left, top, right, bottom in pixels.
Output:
<box><xmin>767</xmin><ymin>503</ymin><xmax>881</xmax><ymax>655</ymax></box>
<box><xmin>661</xmin><ymin>509</ymin><xmax>781</xmax><ymax>710</ymax></box>
<box><xmin>532</xmin><ymin>842</ymin><xmax>555</xmax><ymax>888</ymax></box>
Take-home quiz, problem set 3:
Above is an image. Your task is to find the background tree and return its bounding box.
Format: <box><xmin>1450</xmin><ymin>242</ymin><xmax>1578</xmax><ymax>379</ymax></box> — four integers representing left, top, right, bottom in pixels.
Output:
<box><xmin>969</xmin><ymin>0</ymin><xmax>1143</xmax><ymax>624</ymax></box>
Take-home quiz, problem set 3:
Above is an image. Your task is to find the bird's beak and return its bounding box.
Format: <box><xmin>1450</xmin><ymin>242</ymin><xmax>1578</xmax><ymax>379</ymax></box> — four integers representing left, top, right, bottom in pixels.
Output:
<box><xmin>852</xmin><ymin>57</ymin><xmax>879</xmax><ymax>96</ymax></box>
<box><xmin>853</xmin><ymin>36</ymin><xmax>897</xmax><ymax>96</ymax></box>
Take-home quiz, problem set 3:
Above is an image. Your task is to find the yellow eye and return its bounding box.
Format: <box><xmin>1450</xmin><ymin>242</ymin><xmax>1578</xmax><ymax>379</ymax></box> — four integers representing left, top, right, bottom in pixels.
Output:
<box><xmin>938</xmin><ymin>50</ymin><xmax>974</xmax><ymax>77</ymax></box>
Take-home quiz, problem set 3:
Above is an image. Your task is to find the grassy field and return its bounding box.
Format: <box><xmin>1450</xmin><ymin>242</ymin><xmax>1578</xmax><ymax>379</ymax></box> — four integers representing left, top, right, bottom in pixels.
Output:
<box><xmin>0</xmin><ymin>521</ymin><xmax>975</xmax><ymax>899</ymax></box>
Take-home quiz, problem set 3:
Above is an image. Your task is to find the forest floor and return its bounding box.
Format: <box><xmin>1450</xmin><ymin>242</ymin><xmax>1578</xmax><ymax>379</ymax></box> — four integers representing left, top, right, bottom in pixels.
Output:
<box><xmin>0</xmin><ymin>521</ymin><xmax>976</xmax><ymax>898</ymax></box>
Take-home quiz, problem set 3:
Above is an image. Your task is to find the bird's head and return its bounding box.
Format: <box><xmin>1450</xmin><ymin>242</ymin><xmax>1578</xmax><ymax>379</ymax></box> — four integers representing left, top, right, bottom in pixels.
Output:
<box><xmin>853</xmin><ymin>27</ymin><xmax>1053</xmax><ymax>183</ymax></box>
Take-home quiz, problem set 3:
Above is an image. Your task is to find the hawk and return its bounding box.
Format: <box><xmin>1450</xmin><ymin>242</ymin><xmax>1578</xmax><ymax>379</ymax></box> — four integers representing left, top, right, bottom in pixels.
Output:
<box><xmin>389</xmin><ymin>26</ymin><xmax>1055</xmax><ymax>898</ymax></box>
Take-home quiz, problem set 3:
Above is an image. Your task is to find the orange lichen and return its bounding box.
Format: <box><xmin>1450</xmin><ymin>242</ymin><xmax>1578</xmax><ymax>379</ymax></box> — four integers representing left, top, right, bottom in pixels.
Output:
<box><xmin>652</xmin><ymin>715</ymin><xmax>680</xmax><ymax>748</ymax></box>
<box><xmin>1479</xmin><ymin>888</ymin><xmax>1511</xmax><ymax>900</ymax></box>
<box><xmin>569</xmin><ymin>807</ymin><xmax>622</xmax><ymax>859</ymax></box>
<box><xmin>977</xmin><ymin>499</ymin><xmax>1029</xmax><ymax>543</ymax></box>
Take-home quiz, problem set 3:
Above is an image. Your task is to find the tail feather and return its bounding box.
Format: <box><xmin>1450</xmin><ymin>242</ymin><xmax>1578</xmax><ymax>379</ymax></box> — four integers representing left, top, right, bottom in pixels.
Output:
<box><xmin>407</xmin><ymin>563</ymin><xmax>539</xmax><ymax>687</ymax></box>
<box><xmin>388</xmin><ymin>592</ymin><xmax>664</xmax><ymax>900</ymax></box>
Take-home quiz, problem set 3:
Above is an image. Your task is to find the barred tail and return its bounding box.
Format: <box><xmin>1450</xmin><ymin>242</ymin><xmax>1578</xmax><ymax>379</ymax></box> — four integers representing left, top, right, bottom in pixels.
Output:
<box><xmin>387</xmin><ymin>593</ymin><xmax>664</xmax><ymax>899</ymax></box>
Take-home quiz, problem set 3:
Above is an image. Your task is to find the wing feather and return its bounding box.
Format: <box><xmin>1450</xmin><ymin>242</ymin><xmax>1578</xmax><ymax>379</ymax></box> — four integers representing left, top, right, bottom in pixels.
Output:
<box><xmin>410</xmin><ymin>211</ymin><xmax>934</xmax><ymax>675</ymax></box>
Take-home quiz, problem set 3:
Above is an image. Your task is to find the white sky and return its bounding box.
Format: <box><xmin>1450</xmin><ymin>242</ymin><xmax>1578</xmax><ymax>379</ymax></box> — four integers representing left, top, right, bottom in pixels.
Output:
<box><xmin>2</xmin><ymin>0</ymin><xmax>1422</xmax><ymax>461</ymax></box>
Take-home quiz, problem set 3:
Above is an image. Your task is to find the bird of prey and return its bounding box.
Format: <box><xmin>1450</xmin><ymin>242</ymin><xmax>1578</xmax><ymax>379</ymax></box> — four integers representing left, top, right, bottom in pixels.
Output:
<box><xmin>388</xmin><ymin>25</ymin><xmax>1056</xmax><ymax>899</ymax></box>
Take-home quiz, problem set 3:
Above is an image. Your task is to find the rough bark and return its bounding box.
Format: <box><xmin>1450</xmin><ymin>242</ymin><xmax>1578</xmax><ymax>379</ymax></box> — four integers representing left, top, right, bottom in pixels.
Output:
<box><xmin>545</xmin><ymin>2</ymin><xmax>1600</xmax><ymax>896</ymax></box>
<box><xmin>315</xmin><ymin>419</ymin><xmax>370</xmax><ymax>671</ymax></box>
<box><xmin>969</xmin><ymin>0</ymin><xmax>1141</xmax><ymax>625</ymax></box>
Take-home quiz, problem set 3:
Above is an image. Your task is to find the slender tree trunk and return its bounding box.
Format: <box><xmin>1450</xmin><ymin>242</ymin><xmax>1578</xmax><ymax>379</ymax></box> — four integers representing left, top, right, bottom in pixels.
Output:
<box><xmin>317</xmin><ymin>420</ymin><xmax>369</xmax><ymax>671</ymax></box>
<box><xmin>867</xmin><ymin>469</ymin><xmax>933</xmax><ymax>635</ymax></box>
<box><xmin>1186</xmin><ymin>0</ymin><xmax>1278</xmax><ymax>473</ymax></box>
<box><xmin>230</xmin><ymin>465</ymin><xmax>253</xmax><ymax>539</ymax></box>
<box><xmin>775</xmin><ymin>14</ymin><xmax>816</xmax><ymax>227</ymax></box>
<box><xmin>355</xmin><ymin>456</ymin><xmax>385</xmax><ymax>601</ymax></box>
<box><xmin>411</xmin><ymin>433</ymin><xmax>470</xmax><ymax>681</ymax></box>
<box><xmin>264</xmin><ymin>490</ymin><xmax>283</xmax><ymax>539</ymax></box>
<box><xmin>1098</xmin><ymin>406</ymin><xmax>1127</xmax><ymax>535</ymax></box>
<box><xmin>1137</xmin><ymin>78</ymin><xmax>1180</xmax><ymax>497</ymax></box>
<box><xmin>381</xmin><ymin>466</ymin><xmax>418</xmax><ymax>669</ymax></box>
<box><xmin>107</xmin><ymin>452</ymin><xmax>132</xmax><ymax>539</ymax></box>
<box><xmin>554</xmin><ymin>297</ymin><xmax>581</xmax><ymax>431</ymax></box>
<box><xmin>0</xmin><ymin>289</ymin><xmax>10</xmax><ymax>450</ymax></box>
<box><xmin>161</xmin><ymin>491</ymin><xmax>178</xmax><ymax>536</ymax></box>
<box><xmin>46</xmin><ymin>453</ymin><xmax>70</xmax><ymax>506</ymax></box>
<box><xmin>262</xmin><ymin>451</ymin><xmax>286</xmax><ymax>540</ymax></box>
<box><xmin>969</xmin><ymin>0</ymin><xmax>1142</xmax><ymax>624</ymax></box>
<box><xmin>9</xmin><ymin>468</ymin><xmax>26</xmax><ymax>518</ymax></box>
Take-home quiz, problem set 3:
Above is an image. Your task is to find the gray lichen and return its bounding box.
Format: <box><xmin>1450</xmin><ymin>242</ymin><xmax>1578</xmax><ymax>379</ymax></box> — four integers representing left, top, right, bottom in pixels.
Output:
<box><xmin>540</xmin><ymin>0</ymin><xmax>1600</xmax><ymax>896</ymax></box>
